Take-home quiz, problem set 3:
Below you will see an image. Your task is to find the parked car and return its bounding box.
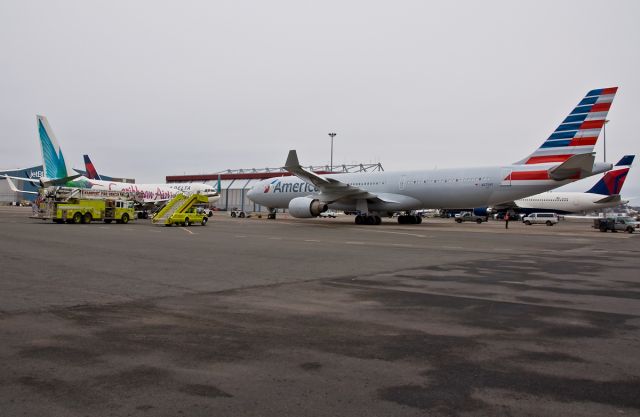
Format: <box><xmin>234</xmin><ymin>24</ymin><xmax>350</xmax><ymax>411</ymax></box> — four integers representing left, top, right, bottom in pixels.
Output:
<box><xmin>522</xmin><ymin>212</ymin><xmax>559</xmax><ymax>226</ymax></box>
<box><xmin>455</xmin><ymin>211</ymin><xmax>488</xmax><ymax>224</ymax></box>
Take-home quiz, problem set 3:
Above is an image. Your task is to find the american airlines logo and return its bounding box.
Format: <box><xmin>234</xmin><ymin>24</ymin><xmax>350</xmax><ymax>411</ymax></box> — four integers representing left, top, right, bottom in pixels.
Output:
<box><xmin>264</xmin><ymin>179</ymin><xmax>318</xmax><ymax>193</ymax></box>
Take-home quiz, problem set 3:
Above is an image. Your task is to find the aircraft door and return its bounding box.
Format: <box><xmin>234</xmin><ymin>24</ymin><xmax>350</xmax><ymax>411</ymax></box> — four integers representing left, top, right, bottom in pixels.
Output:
<box><xmin>399</xmin><ymin>175</ymin><xmax>406</xmax><ymax>191</ymax></box>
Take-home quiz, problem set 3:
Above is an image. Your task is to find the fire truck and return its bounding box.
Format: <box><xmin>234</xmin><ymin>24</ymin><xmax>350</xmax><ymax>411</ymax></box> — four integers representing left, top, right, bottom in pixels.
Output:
<box><xmin>33</xmin><ymin>187</ymin><xmax>139</xmax><ymax>224</ymax></box>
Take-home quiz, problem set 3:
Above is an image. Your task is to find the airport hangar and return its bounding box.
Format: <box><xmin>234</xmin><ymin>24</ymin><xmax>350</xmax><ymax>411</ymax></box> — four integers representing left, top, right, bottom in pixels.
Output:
<box><xmin>166</xmin><ymin>163</ymin><xmax>384</xmax><ymax>213</ymax></box>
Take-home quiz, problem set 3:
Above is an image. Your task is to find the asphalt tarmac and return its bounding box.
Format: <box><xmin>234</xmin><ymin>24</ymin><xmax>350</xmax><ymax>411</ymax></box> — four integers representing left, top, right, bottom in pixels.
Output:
<box><xmin>1</xmin><ymin>206</ymin><xmax>639</xmax><ymax>417</ymax></box>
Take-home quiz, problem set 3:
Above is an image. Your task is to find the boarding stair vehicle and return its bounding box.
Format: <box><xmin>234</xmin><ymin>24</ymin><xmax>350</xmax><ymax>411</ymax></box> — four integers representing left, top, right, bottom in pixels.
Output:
<box><xmin>32</xmin><ymin>187</ymin><xmax>139</xmax><ymax>224</ymax></box>
<box><xmin>152</xmin><ymin>193</ymin><xmax>210</xmax><ymax>226</ymax></box>
<box><xmin>593</xmin><ymin>217</ymin><xmax>637</xmax><ymax>233</ymax></box>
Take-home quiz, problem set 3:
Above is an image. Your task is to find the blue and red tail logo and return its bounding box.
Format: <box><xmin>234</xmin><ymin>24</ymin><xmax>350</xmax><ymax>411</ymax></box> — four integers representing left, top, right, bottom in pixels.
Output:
<box><xmin>83</xmin><ymin>155</ymin><xmax>101</xmax><ymax>180</ymax></box>
<box><xmin>586</xmin><ymin>155</ymin><xmax>634</xmax><ymax>195</ymax></box>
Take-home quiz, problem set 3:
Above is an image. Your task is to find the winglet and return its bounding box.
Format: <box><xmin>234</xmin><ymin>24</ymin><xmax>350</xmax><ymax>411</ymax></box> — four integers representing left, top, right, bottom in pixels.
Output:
<box><xmin>4</xmin><ymin>176</ymin><xmax>19</xmax><ymax>192</ymax></box>
<box><xmin>285</xmin><ymin>150</ymin><xmax>300</xmax><ymax>169</ymax></box>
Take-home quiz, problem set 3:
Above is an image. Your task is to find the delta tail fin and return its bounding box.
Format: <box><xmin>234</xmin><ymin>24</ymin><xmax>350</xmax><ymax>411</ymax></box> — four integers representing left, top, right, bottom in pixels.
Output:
<box><xmin>586</xmin><ymin>155</ymin><xmax>635</xmax><ymax>196</ymax></box>
<box><xmin>515</xmin><ymin>88</ymin><xmax>618</xmax><ymax>166</ymax></box>
<box><xmin>36</xmin><ymin>115</ymin><xmax>73</xmax><ymax>180</ymax></box>
<box><xmin>83</xmin><ymin>155</ymin><xmax>102</xmax><ymax>180</ymax></box>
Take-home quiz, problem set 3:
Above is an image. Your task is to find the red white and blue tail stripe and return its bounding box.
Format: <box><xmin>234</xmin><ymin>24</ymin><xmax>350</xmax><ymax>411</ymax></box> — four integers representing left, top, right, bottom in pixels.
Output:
<box><xmin>506</xmin><ymin>87</ymin><xmax>617</xmax><ymax>184</ymax></box>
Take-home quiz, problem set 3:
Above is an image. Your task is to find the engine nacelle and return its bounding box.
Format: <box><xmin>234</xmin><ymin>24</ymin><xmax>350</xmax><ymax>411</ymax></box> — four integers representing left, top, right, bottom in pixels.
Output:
<box><xmin>288</xmin><ymin>197</ymin><xmax>328</xmax><ymax>218</ymax></box>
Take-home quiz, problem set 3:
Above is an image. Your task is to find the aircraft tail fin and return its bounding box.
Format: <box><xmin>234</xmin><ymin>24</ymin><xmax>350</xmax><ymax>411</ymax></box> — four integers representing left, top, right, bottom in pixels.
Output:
<box><xmin>514</xmin><ymin>88</ymin><xmax>618</xmax><ymax>166</ymax></box>
<box><xmin>83</xmin><ymin>155</ymin><xmax>102</xmax><ymax>180</ymax></box>
<box><xmin>586</xmin><ymin>154</ymin><xmax>635</xmax><ymax>196</ymax></box>
<box><xmin>36</xmin><ymin>115</ymin><xmax>72</xmax><ymax>180</ymax></box>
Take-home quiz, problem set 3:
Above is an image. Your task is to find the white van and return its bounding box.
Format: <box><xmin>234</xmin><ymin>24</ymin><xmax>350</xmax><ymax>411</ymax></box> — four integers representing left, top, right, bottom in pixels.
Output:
<box><xmin>523</xmin><ymin>212</ymin><xmax>559</xmax><ymax>226</ymax></box>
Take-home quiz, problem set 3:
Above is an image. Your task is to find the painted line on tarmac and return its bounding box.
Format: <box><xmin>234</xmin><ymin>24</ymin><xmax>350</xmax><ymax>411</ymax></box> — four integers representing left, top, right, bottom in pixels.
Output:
<box><xmin>304</xmin><ymin>239</ymin><xmax>321</xmax><ymax>242</ymax></box>
<box><xmin>180</xmin><ymin>227</ymin><xmax>195</xmax><ymax>235</ymax></box>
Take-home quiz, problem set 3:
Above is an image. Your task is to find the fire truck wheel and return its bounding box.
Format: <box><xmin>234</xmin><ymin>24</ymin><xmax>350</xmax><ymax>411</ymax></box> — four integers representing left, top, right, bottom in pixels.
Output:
<box><xmin>83</xmin><ymin>213</ymin><xmax>92</xmax><ymax>224</ymax></box>
<box><xmin>72</xmin><ymin>212</ymin><xmax>82</xmax><ymax>224</ymax></box>
<box><xmin>121</xmin><ymin>213</ymin><xmax>129</xmax><ymax>224</ymax></box>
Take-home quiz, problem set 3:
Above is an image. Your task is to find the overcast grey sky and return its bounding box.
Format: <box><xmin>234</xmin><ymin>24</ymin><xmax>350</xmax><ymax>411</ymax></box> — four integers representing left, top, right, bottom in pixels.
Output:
<box><xmin>1</xmin><ymin>1</ymin><xmax>639</xmax><ymax>199</ymax></box>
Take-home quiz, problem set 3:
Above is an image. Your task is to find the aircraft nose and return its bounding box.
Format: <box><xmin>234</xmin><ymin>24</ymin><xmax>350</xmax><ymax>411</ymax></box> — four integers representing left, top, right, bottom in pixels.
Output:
<box><xmin>247</xmin><ymin>185</ymin><xmax>258</xmax><ymax>199</ymax></box>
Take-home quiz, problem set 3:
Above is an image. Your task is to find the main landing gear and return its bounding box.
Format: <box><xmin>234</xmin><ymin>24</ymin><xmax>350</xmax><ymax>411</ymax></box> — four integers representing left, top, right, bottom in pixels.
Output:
<box><xmin>397</xmin><ymin>214</ymin><xmax>422</xmax><ymax>224</ymax></box>
<box><xmin>355</xmin><ymin>214</ymin><xmax>382</xmax><ymax>225</ymax></box>
<box><xmin>267</xmin><ymin>208</ymin><xmax>277</xmax><ymax>220</ymax></box>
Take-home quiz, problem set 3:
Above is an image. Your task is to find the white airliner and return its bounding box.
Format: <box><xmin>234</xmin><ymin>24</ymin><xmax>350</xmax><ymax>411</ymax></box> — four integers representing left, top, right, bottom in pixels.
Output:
<box><xmin>247</xmin><ymin>87</ymin><xmax>618</xmax><ymax>225</ymax></box>
<box><xmin>5</xmin><ymin>115</ymin><xmax>220</xmax><ymax>205</ymax></box>
<box><xmin>507</xmin><ymin>155</ymin><xmax>635</xmax><ymax>215</ymax></box>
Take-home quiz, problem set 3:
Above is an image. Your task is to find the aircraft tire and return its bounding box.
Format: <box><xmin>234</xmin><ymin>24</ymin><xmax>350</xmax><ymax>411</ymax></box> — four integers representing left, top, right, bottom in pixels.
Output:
<box><xmin>374</xmin><ymin>215</ymin><xmax>381</xmax><ymax>225</ymax></box>
<box><xmin>355</xmin><ymin>215</ymin><xmax>363</xmax><ymax>225</ymax></box>
<box><xmin>416</xmin><ymin>216</ymin><xmax>422</xmax><ymax>224</ymax></box>
<box><xmin>365</xmin><ymin>215</ymin><xmax>375</xmax><ymax>225</ymax></box>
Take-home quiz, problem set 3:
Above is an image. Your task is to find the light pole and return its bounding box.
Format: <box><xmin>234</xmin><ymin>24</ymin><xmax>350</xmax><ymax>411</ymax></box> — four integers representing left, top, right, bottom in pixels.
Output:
<box><xmin>328</xmin><ymin>132</ymin><xmax>337</xmax><ymax>172</ymax></box>
<box><xmin>603</xmin><ymin>120</ymin><xmax>609</xmax><ymax>163</ymax></box>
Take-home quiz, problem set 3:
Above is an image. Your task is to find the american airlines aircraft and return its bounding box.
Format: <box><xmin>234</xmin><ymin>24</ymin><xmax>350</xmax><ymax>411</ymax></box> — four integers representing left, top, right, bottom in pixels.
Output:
<box><xmin>247</xmin><ymin>87</ymin><xmax>618</xmax><ymax>225</ymax></box>
<box><xmin>508</xmin><ymin>155</ymin><xmax>634</xmax><ymax>215</ymax></box>
<box><xmin>5</xmin><ymin>115</ymin><xmax>219</xmax><ymax>205</ymax></box>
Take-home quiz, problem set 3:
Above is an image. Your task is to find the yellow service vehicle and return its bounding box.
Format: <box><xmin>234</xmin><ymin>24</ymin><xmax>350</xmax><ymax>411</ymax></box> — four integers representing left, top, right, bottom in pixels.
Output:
<box><xmin>32</xmin><ymin>187</ymin><xmax>139</xmax><ymax>224</ymax></box>
<box><xmin>53</xmin><ymin>198</ymin><xmax>135</xmax><ymax>224</ymax></box>
<box><xmin>152</xmin><ymin>193</ymin><xmax>210</xmax><ymax>226</ymax></box>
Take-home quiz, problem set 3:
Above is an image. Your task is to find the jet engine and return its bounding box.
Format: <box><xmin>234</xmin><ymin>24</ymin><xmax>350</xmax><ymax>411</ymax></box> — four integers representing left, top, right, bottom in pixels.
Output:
<box><xmin>288</xmin><ymin>197</ymin><xmax>328</xmax><ymax>218</ymax></box>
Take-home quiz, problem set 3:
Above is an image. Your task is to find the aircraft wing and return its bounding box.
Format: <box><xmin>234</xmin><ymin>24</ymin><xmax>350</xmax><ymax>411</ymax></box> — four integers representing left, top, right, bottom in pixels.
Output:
<box><xmin>3</xmin><ymin>176</ymin><xmax>39</xmax><ymax>195</ymax></box>
<box><xmin>284</xmin><ymin>150</ymin><xmax>399</xmax><ymax>204</ymax></box>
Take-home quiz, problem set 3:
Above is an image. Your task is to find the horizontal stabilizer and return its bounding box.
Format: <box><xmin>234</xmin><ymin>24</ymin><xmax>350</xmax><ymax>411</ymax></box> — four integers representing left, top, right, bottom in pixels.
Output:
<box><xmin>40</xmin><ymin>174</ymin><xmax>82</xmax><ymax>187</ymax></box>
<box><xmin>548</xmin><ymin>153</ymin><xmax>596</xmax><ymax>181</ymax></box>
<box><xmin>594</xmin><ymin>194</ymin><xmax>621</xmax><ymax>204</ymax></box>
